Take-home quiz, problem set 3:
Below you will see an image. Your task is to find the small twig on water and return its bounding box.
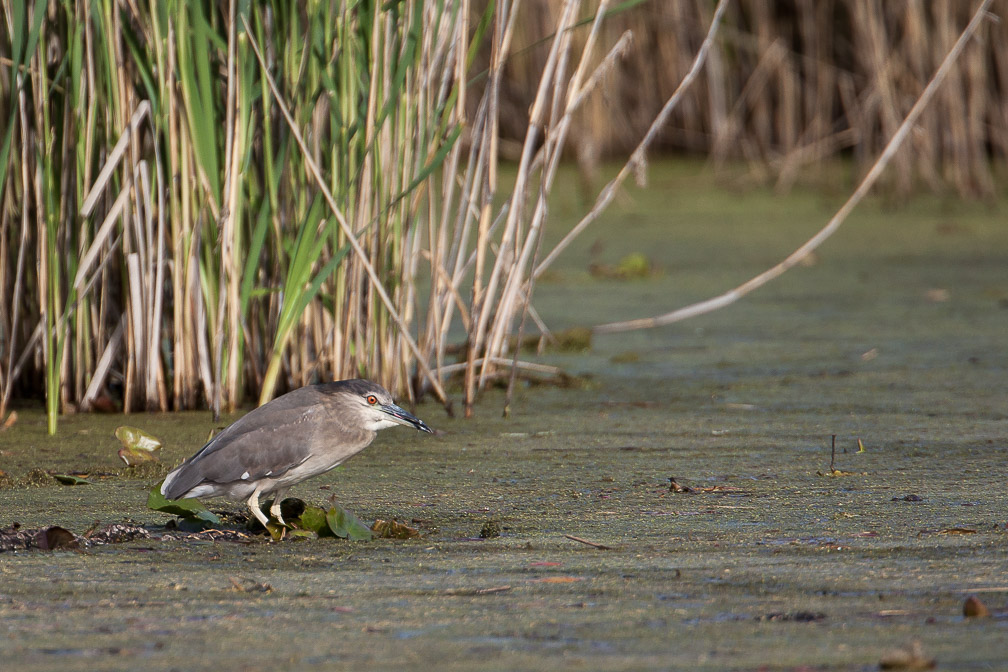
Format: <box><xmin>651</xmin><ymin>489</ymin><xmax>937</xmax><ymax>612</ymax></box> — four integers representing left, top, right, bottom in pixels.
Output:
<box><xmin>830</xmin><ymin>434</ymin><xmax>837</xmax><ymax>472</ymax></box>
<box><xmin>443</xmin><ymin>585</ymin><xmax>513</xmax><ymax>596</ymax></box>
<box><xmin>564</xmin><ymin>534</ymin><xmax>612</xmax><ymax>550</ymax></box>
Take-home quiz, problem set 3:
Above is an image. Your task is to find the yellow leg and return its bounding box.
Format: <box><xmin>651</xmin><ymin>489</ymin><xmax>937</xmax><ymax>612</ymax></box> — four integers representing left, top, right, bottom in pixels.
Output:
<box><xmin>246</xmin><ymin>488</ymin><xmax>270</xmax><ymax>527</ymax></box>
<box><xmin>269</xmin><ymin>489</ymin><xmax>288</xmax><ymax>526</ymax></box>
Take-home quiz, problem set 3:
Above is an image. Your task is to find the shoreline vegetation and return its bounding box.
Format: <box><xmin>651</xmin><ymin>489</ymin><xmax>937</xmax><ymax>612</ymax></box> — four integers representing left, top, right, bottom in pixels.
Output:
<box><xmin>0</xmin><ymin>1</ymin><xmax>1002</xmax><ymax>433</ymax></box>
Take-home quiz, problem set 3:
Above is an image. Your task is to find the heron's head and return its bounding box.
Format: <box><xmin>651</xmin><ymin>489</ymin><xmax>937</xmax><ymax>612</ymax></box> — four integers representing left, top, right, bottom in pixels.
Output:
<box><xmin>338</xmin><ymin>379</ymin><xmax>433</xmax><ymax>434</ymax></box>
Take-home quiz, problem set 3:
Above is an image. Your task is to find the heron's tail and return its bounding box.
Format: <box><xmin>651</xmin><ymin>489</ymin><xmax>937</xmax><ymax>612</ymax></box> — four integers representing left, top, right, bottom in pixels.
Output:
<box><xmin>160</xmin><ymin>463</ymin><xmax>200</xmax><ymax>500</ymax></box>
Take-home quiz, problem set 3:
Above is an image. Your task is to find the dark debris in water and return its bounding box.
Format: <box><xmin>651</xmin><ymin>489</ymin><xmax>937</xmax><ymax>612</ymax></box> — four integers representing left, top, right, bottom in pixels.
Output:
<box><xmin>963</xmin><ymin>594</ymin><xmax>991</xmax><ymax>618</ymax></box>
<box><xmin>229</xmin><ymin>576</ymin><xmax>272</xmax><ymax>593</ymax></box>
<box><xmin>1</xmin><ymin>521</ymin><xmax>150</xmax><ymax>552</ymax></box>
<box><xmin>479</xmin><ymin>520</ymin><xmax>502</xmax><ymax>538</ymax></box>
<box><xmin>85</xmin><ymin>522</ymin><xmax>153</xmax><ymax>544</ymax></box>
<box><xmin>0</xmin><ymin>519</ymin><xmax>264</xmax><ymax>551</ymax></box>
<box><xmin>372</xmin><ymin>519</ymin><xmax>421</xmax><ymax>539</ymax></box>
<box><xmin>755</xmin><ymin>611</ymin><xmax>826</xmax><ymax>622</ymax></box>
<box><xmin>668</xmin><ymin>476</ymin><xmax>694</xmax><ymax>493</ymax></box>
<box><xmin>160</xmin><ymin>528</ymin><xmax>255</xmax><ymax>544</ymax></box>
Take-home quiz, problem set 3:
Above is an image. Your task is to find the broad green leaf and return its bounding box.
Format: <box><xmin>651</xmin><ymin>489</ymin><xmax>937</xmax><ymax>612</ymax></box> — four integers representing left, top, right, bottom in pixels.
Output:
<box><xmin>326</xmin><ymin>505</ymin><xmax>373</xmax><ymax>541</ymax></box>
<box><xmin>147</xmin><ymin>487</ymin><xmax>221</xmax><ymax>525</ymax></box>
<box><xmin>115</xmin><ymin>426</ymin><xmax>163</xmax><ymax>465</ymax></box>
<box><xmin>265</xmin><ymin>522</ymin><xmax>286</xmax><ymax>541</ymax></box>
<box><xmin>297</xmin><ymin>506</ymin><xmax>331</xmax><ymax>536</ymax></box>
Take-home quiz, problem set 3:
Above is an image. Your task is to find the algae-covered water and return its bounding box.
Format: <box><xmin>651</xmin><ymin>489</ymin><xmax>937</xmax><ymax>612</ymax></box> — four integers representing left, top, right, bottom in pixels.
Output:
<box><xmin>2</xmin><ymin>163</ymin><xmax>1007</xmax><ymax>670</ymax></box>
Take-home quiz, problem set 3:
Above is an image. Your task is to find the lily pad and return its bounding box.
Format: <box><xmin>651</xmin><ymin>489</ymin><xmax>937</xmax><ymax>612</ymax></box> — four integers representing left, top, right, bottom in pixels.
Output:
<box><xmin>147</xmin><ymin>487</ymin><xmax>220</xmax><ymax>526</ymax></box>
<box><xmin>296</xmin><ymin>506</ymin><xmax>331</xmax><ymax>536</ymax></box>
<box><xmin>326</xmin><ymin>505</ymin><xmax>373</xmax><ymax>541</ymax></box>
<box><xmin>115</xmin><ymin>426</ymin><xmax>162</xmax><ymax>466</ymax></box>
<box><xmin>52</xmin><ymin>474</ymin><xmax>92</xmax><ymax>485</ymax></box>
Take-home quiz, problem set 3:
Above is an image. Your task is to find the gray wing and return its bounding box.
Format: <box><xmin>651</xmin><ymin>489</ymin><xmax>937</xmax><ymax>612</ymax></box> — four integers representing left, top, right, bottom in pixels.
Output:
<box><xmin>162</xmin><ymin>386</ymin><xmax>332</xmax><ymax>498</ymax></box>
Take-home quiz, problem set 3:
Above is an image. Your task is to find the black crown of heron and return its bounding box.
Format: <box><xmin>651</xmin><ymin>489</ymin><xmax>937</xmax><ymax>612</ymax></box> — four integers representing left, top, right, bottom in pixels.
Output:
<box><xmin>161</xmin><ymin>379</ymin><xmax>433</xmax><ymax>527</ymax></box>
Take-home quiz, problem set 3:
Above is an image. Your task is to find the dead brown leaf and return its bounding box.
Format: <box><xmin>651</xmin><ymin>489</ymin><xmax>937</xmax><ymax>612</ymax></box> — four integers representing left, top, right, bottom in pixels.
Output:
<box><xmin>963</xmin><ymin>595</ymin><xmax>991</xmax><ymax>618</ymax></box>
<box><xmin>371</xmin><ymin>519</ymin><xmax>421</xmax><ymax>539</ymax></box>
<box><xmin>35</xmin><ymin>526</ymin><xmax>79</xmax><ymax>551</ymax></box>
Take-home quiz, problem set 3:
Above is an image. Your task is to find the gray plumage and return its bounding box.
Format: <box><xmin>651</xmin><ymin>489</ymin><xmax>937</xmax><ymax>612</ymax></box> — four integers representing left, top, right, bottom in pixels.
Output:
<box><xmin>161</xmin><ymin>379</ymin><xmax>432</xmax><ymax>526</ymax></box>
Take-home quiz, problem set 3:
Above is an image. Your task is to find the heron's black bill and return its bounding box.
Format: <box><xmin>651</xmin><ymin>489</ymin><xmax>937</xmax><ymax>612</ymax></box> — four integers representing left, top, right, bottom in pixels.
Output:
<box><xmin>383</xmin><ymin>403</ymin><xmax>434</xmax><ymax>433</ymax></box>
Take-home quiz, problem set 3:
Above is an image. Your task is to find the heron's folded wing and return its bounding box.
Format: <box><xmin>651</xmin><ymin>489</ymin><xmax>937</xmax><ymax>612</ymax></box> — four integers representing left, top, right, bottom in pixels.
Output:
<box><xmin>175</xmin><ymin>398</ymin><xmax>328</xmax><ymax>489</ymax></box>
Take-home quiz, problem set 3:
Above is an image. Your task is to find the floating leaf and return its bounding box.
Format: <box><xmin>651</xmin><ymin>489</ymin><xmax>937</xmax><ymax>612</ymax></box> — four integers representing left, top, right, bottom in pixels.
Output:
<box><xmin>326</xmin><ymin>505</ymin><xmax>372</xmax><ymax>541</ymax></box>
<box><xmin>52</xmin><ymin>474</ymin><xmax>92</xmax><ymax>485</ymax></box>
<box><xmin>147</xmin><ymin>487</ymin><xmax>220</xmax><ymax>526</ymax></box>
<box><xmin>616</xmin><ymin>252</ymin><xmax>652</xmax><ymax>278</ymax></box>
<box><xmin>296</xmin><ymin>506</ymin><xmax>330</xmax><ymax>536</ymax></box>
<box><xmin>35</xmin><ymin>526</ymin><xmax>79</xmax><ymax>551</ymax></box>
<box><xmin>372</xmin><ymin>519</ymin><xmax>420</xmax><ymax>539</ymax></box>
<box><xmin>963</xmin><ymin>595</ymin><xmax>991</xmax><ymax>618</ymax></box>
<box><xmin>937</xmin><ymin>527</ymin><xmax>977</xmax><ymax>535</ymax></box>
<box><xmin>264</xmin><ymin>522</ymin><xmax>286</xmax><ymax>541</ymax></box>
<box><xmin>115</xmin><ymin>426</ymin><xmax>162</xmax><ymax>466</ymax></box>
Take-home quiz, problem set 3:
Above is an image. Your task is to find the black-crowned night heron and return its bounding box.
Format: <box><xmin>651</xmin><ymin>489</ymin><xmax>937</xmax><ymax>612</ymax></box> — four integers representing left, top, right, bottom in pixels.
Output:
<box><xmin>160</xmin><ymin>379</ymin><xmax>433</xmax><ymax>527</ymax></box>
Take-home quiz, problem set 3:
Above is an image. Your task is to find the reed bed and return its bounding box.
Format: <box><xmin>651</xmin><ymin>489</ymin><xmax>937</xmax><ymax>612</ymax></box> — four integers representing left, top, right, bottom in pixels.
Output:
<box><xmin>0</xmin><ymin>0</ymin><xmax>1001</xmax><ymax>433</ymax></box>
<box><xmin>504</xmin><ymin>1</ymin><xmax>1006</xmax><ymax>197</ymax></box>
<box><xmin>0</xmin><ymin>0</ymin><xmax>643</xmax><ymax>429</ymax></box>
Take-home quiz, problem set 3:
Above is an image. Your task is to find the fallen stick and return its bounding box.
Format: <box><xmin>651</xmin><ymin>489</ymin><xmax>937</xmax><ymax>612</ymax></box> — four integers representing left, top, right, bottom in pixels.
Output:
<box><xmin>564</xmin><ymin>534</ymin><xmax>613</xmax><ymax>550</ymax></box>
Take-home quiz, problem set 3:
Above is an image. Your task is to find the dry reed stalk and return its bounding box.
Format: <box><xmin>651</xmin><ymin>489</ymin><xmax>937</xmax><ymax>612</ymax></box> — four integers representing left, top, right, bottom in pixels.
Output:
<box><xmin>595</xmin><ymin>0</ymin><xmax>994</xmax><ymax>335</ymax></box>
<box><xmin>461</xmin><ymin>1</ymin><xmax>520</xmax><ymax>415</ymax></box>
<box><xmin>470</xmin><ymin>0</ymin><xmax>581</xmax><ymax>400</ymax></box>
<box><xmin>501</xmin><ymin>0</ymin><xmax>624</xmax><ymax>414</ymax></box>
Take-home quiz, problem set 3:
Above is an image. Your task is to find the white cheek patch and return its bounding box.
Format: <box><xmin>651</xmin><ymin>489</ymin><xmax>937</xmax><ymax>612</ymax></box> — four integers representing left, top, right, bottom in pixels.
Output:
<box><xmin>364</xmin><ymin>418</ymin><xmax>401</xmax><ymax>431</ymax></box>
<box><xmin>240</xmin><ymin>471</ymin><xmax>250</xmax><ymax>480</ymax></box>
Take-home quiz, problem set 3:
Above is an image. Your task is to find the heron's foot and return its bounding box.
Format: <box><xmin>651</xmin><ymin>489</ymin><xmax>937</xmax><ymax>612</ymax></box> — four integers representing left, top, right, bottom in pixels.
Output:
<box><xmin>269</xmin><ymin>502</ymin><xmax>287</xmax><ymax>527</ymax></box>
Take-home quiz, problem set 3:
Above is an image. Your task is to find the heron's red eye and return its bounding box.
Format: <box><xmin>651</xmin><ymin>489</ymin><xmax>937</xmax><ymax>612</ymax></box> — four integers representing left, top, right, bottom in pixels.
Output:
<box><xmin>366</xmin><ymin>395</ymin><xmax>378</xmax><ymax>405</ymax></box>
